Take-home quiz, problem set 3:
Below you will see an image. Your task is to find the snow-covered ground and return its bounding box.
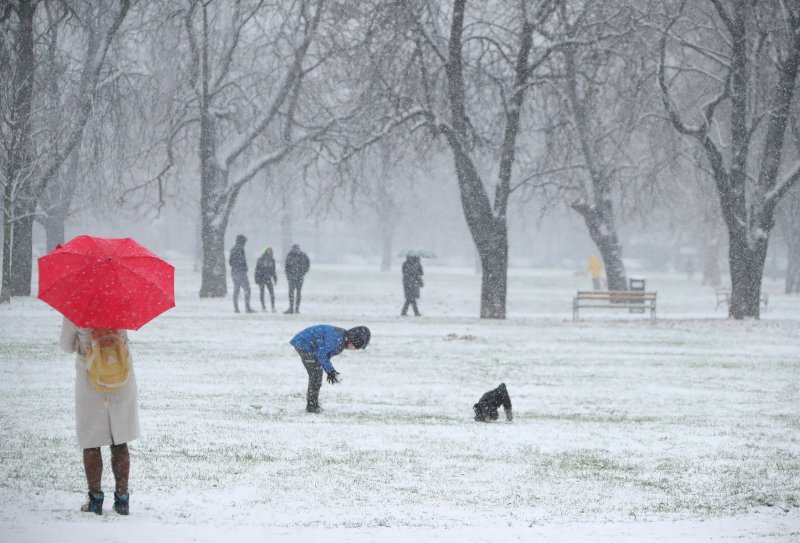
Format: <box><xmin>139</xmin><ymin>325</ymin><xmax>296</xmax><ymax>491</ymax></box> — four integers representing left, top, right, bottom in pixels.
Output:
<box><xmin>1</xmin><ymin>258</ymin><xmax>798</xmax><ymax>542</ymax></box>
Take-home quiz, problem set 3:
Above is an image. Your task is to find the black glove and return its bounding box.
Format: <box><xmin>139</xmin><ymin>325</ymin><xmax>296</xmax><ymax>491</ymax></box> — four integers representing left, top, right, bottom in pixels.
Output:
<box><xmin>326</xmin><ymin>371</ymin><xmax>341</xmax><ymax>385</ymax></box>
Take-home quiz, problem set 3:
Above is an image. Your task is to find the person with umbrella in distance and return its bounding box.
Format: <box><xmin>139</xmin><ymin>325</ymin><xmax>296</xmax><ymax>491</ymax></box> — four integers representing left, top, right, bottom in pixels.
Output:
<box><xmin>401</xmin><ymin>251</ymin><xmax>426</xmax><ymax>316</ymax></box>
<box><xmin>38</xmin><ymin>236</ymin><xmax>175</xmax><ymax>516</ymax></box>
<box><xmin>289</xmin><ymin>324</ymin><xmax>371</xmax><ymax>413</ymax></box>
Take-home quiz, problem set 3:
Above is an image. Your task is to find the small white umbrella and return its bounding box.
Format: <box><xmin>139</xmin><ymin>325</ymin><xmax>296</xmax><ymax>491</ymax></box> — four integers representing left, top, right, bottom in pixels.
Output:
<box><xmin>398</xmin><ymin>248</ymin><xmax>436</xmax><ymax>258</ymax></box>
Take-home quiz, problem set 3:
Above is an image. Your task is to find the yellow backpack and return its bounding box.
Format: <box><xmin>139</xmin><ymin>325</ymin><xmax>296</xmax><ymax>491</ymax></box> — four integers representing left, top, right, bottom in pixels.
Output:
<box><xmin>85</xmin><ymin>328</ymin><xmax>130</xmax><ymax>393</ymax></box>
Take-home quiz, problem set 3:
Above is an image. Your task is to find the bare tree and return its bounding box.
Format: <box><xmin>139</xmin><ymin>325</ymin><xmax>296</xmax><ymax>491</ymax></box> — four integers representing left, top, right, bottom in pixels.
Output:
<box><xmin>1</xmin><ymin>0</ymin><xmax>36</xmax><ymax>303</ymax></box>
<box><xmin>536</xmin><ymin>2</ymin><xmax>641</xmax><ymax>291</ymax></box>
<box><xmin>658</xmin><ymin>0</ymin><xmax>800</xmax><ymax>318</ymax></box>
<box><xmin>0</xmin><ymin>0</ymin><xmax>130</xmax><ymax>302</ymax></box>
<box><xmin>35</xmin><ymin>1</ymin><xmax>162</xmax><ymax>252</ymax></box>
<box><xmin>156</xmin><ymin>0</ymin><xmax>376</xmax><ymax>297</ymax></box>
<box><xmin>406</xmin><ymin>0</ymin><xmax>565</xmax><ymax>318</ymax></box>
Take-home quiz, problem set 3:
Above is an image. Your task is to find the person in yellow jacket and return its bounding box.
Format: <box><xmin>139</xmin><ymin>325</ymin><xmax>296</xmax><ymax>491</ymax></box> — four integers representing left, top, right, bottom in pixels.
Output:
<box><xmin>588</xmin><ymin>254</ymin><xmax>603</xmax><ymax>290</ymax></box>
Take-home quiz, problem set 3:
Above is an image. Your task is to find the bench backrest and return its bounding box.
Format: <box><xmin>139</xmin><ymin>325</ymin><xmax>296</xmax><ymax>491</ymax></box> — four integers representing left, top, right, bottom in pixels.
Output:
<box><xmin>576</xmin><ymin>290</ymin><xmax>656</xmax><ymax>301</ymax></box>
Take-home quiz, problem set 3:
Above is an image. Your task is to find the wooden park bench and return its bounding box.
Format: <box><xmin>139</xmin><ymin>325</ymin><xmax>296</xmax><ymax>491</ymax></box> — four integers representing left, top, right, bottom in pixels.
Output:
<box><xmin>714</xmin><ymin>288</ymin><xmax>768</xmax><ymax>311</ymax></box>
<box><xmin>573</xmin><ymin>290</ymin><xmax>657</xmax><ymax>320</ymax></box>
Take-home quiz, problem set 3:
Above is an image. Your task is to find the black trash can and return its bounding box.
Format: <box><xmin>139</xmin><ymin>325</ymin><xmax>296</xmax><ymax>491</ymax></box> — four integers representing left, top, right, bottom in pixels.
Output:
<box><xmin>629</xmin><ymin>277</ymin><xmax>645</xmax><ymax>291</ymax></box>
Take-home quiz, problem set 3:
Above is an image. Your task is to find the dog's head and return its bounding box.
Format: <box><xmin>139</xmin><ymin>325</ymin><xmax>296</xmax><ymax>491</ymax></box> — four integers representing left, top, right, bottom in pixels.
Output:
<box><xmin>473</xmin><ymin>403</ymin><xmax>486</xmax><ymax>421</ymax></box>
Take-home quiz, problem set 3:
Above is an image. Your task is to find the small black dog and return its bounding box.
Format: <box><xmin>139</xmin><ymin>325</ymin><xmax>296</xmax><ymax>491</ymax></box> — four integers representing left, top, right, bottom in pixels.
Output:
<box><xmin>473</xmin><ymin>383</ymin><xmax>512</xmax><ymax>422</ymax></box>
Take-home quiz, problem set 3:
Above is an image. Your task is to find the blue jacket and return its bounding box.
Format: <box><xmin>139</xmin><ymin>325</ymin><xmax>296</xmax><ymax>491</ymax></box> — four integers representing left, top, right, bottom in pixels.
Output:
<box><xmin>289</xmin><ymin>324</ymin><xmax>346</xmax><ymax>374</ymax></box>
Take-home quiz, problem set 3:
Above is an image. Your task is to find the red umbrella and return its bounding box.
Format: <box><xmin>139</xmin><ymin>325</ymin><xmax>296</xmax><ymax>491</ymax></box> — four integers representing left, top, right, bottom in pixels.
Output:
<box><xmin>38</xmin><ymin>235</ymin><xmax>175</xmax><ymax>330</ymax></box>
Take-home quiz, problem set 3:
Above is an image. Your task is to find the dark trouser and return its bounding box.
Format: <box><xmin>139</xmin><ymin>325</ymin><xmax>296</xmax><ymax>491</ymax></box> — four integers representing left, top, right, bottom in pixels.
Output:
<box><xmin>288</xmin><ymin>277</ymin><xmax>304</xmax><ymax>313</ymax></box>
<box><xmin>232</xmin><ymin>270</ymin><xmax>252</xmax><ymax>311</ymax></box>
<box><xmin>296</xmin><ymin>348</ymin><xmax>323</xmax><ymax>410</ymax></box>
<box><xmin>401</xmin><ymin>297</ymin><xmax>420</xmax><ymax>316</ymax></box>
<box><xmin>258</xmin><ymin>281</ymin><xmax>275</xmax><ymax>310</ymax></box>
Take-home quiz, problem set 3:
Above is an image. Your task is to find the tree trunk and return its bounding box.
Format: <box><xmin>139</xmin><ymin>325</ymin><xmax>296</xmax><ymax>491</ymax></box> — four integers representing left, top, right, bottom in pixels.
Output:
<box><xmin>658</xmin><ymin>2</ymin><xmax>800</xmax><ymax>318</ymax></box>
<box><xmin>199</xmin><ymin>222</ymin><xmax>227</xmax><ymax>297</ymax></box>
<box><xmin>2</xmin><ymin>1</ymin><xmax>128</xmax><ymax>302</ymax></box>
<box><xmin>727</xmin><ymin>228</ymin><xmax>767</xmax><ymax>318</ymax></box>
<box><xmin>1</xmin><ymin>0</ymin><xmax>35</xmax><ymax>303</ymax></box>
<box><xmin>783</xmin><ymin>188</ymin><xmax>800</xmax><ymax>293</ymax></box>
<box><xmin>1</xmin><ymin>186</ymin><xmax>12</xmax><ymax>304</ymax></box>
<box><xmin>196</xmin><ymin>9</ymin><xmax>228</xmax><ymax>300</ymax></box>
<box><xmin>563</xmin><ymin>44</ymin><xmax>627</xmax><ymax>292</ymax></box>
<box><xmin>377</xmin><ymin>147</ymin><xmax>394</xmax><ymax>272</ymax></box>
<box><xmin>198</xmin><ymin>158</ymin><xmax>227</xmax><ymax>296</ymax></box>
<box><xmin>10</xmin><ymin>205</ymin><xmax>34</xmax><ymax>296</ymax></box>
<box><xmin>573</xmin><ymin>203</ymin><xmax>627</xmax><ymax>291</ymax></box>
<box><xmin>478</xmin><ymin>226</ymin><xmax>508</xmax><ymax>318</ymax></box>
<box><xmin>446</xmin><ymin>147</ymin><xmax>509</xmax><ymax>318</ymax></box>
<box><xmin>40</xmin><ymin>147</ymin><xmax>79</xmax><ymax>252</ymax></box>
<box><xmin>438</xmin><ymin>0</ymin><xmax>535</xmax><ymax>319</ymax></box>
<box><xmin>598</xmin><ymin>237</ymin><xmax>626</xmax><ymax>291</ymax></box>
<box><xmin>787</xmin><ymin>231</ymin><xmax>800</xmax><ymax>293</ymax></box>
<box><xmin>198</xmin><ymin>68</ymin><xmax>227</xmax><ymax>297</ymax></box>
<box><xmin>43</xmin><ymin>215</ymin><xmax>66</xmax><ymax>253</ymax></box>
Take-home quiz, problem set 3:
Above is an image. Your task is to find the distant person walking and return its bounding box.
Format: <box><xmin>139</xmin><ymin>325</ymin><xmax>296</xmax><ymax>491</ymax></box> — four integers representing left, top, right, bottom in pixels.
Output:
<box><xmin>254</xmin><ymin>247</ymin><xmax>278</xmax><ymax>312</ymax></box>
<box><xmin>588</xmin><ymin>254</ymin><xmax>603</xmax><ymax>290</ymax></box>
<box><xmin>401</xmin><ymin>255</ymin><xmax>424</xmax><ymax>316</ymax></box>
<box><xmin>289</xmin><ymin>324</ymin><xmax>371</xmax><ymax>413</ymax></box>
<box><xmin>229</xmin><ymin>234</ymin><xmax>254</xmax><ymax>313</ymax></box>
<box><xmin>284</xmin><ymin>244</ymin><xmax>310</xmax><ymax>314</ymax></box>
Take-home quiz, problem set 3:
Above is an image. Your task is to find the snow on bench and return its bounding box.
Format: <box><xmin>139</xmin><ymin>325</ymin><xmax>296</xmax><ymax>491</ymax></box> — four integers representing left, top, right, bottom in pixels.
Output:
<box><xmin>573</xmin><ymin>290</ymin><xmax>657</xmax><ymax>320</ymax></box>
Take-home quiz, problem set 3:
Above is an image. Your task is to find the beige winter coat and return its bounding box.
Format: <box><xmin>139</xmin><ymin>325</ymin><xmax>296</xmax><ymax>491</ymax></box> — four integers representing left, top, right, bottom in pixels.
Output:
<box><xmin>60</xmin><ymin>317</ymin><xmax>140</xmax><ymax>449</ymax></box>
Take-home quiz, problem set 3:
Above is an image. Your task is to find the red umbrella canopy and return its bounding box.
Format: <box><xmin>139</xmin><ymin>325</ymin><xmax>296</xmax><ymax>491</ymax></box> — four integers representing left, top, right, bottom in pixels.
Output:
<box><xmin>38</xmin><ymin>235</ymin><xmax>175</xmax><ymax>330</ymax></box>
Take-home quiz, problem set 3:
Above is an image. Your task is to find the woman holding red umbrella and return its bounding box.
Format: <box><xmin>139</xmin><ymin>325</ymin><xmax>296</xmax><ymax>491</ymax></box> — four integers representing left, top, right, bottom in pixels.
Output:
<box><xmin>39</xmin><ymin>235</ymin><xmax>175</xmax><ymax>516</ymax></box>
<box><xmin>60</xmin><ymin>318</ymin><xmax>138</xmax><ymax>516</ymax></box>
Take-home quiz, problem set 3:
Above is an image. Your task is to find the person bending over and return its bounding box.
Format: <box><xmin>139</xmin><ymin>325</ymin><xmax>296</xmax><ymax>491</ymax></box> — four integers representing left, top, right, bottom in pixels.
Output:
<box><xmin>289</xmin><ymin>324</ymin><xmax>370</xmax><ymax>413</ymax></box>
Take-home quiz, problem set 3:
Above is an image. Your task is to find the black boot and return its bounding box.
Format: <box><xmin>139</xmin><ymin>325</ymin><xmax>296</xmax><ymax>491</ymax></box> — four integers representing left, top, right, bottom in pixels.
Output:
<box><xmin>81</xmin><ymin>491</ymin><xmax>104</xmax><ymax>515</ymax></box>
<box><xmin>113</xmin><ymin>491</ymin><xmax>129</xmax><ymax>515</ymax></box>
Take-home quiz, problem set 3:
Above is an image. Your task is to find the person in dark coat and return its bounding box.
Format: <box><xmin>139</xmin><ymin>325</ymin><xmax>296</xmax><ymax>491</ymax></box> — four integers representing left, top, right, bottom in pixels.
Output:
<box><xmin>401</xmin><ymin>255</ymin><xmax>424</xmax><ymax>316</ymax></box>
<box><xmin>473</xmin><ymin>383</ymin><xmax>513</xmax><ymax>422</ymax></box>
<box><xmin>254</xmin><ymin>247</ymin><xmax>278</xmax><ymax>312</ymax></box>
<box><xmin>284</xmin><ymin>244</ymin><xmax>310</xmax><ymax>314</ymax></box>
<box><xmin>289</xmin><ymin>324</ymin><xmax>371</xmax><ymax>413</ymax></box>
<box><xmin>229</xmin><ymin>234</ymin><xmax>254</xmax><ymax>313</ymax></box>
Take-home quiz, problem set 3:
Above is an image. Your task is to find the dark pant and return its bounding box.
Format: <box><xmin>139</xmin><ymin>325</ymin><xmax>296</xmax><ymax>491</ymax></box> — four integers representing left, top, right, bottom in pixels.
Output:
<box><xmin>258</xmin><ymin>281</ymin><xmax>275</xmax><ymax>310</ymax></box>
<box><xmin>232</xmin><ymin>270</ymin><xmax>251</xmax><ymax>311</ymax></box>
<box><xmin>288</xmin><ymin>277</ymin><xmax>304</xmax><ymax>313</ymax></box>
<box><xmin>401</xmin><ymin>297</ymin><xmax>420</xmax><ymax>316</ymax></box>
<box><xmin>296</xmin><ymin>348</ymin><xmax>323</xmax><ymax>410</ymax></box>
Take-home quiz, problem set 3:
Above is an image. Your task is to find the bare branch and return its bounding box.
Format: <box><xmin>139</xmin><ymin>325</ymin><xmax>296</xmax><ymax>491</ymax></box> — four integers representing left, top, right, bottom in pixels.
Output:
<box><xmin>222</xmin><ymin>0</ymin><xmax>324</xmax><ymax>169</ymax></box>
